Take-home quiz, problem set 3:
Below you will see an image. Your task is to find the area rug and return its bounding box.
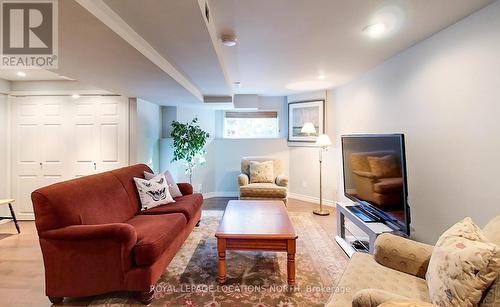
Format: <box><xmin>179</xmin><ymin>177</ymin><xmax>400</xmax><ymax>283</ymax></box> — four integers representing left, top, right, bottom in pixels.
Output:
<box><xmin>90</xmin><ymin>210</ymin><xmax>349</xmax><ymax>307</ymax></box>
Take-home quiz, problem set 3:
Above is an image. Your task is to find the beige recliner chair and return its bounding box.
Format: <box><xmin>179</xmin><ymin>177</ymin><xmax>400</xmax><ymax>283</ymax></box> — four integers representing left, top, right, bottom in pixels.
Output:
<box><xmin>238</xmin><ymin>157</ymin><xmax>288</xmax><ymax>205</ymax></box>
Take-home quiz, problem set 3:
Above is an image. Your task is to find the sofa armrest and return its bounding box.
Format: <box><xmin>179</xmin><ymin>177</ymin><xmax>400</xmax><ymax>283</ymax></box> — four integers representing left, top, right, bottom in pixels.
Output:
<box><xmin>275</xmin><ymin>174</ymin><xmax>289</xmax><ymax>187</ymax></box>
<box><xmin>40</xmin><ymin>223</ymin><xmax>137</xmax><ymax>243</ymax></box>
<box><xmin>374</xmin><ymin>233</ymin><xmax>433</xmax><ymax>278</ymax></box>
<box><xmin>353</xmin><ymin>170</ymin><xmax>378</xmax><ymax>179</ymax></box>
<box><xmin>177</xmin><ymin>183</ymin><xmax>193</xmax><ymax>195</ymax></box>
<box><xmin>238</xmin><ymin>173</ymin><xmax>249</xmax><ymax>186</ymax></box>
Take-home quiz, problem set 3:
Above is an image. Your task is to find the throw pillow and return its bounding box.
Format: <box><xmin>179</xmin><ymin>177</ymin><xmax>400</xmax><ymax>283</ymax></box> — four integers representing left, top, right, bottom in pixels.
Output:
<box><xmin>426</xmin><ymin>217</ymin><xmax>499</xmax><ymax>307</ymax></box>
<box><xmin>249</xmin><ymin>160</ymin><xmax>274</xmax><ymax>183</ymax></box>
<box><xmin>134</xmin><ymin>174</ymin><xmax>175</xmax><ymax>211</ymax></box>
<box><xmin>144</xmin><ymin>170</ymin><xmax>183</xmax><ymax>198</ymax></box>
<box><xmin>367</xmin><ymin>155</ymin><xmax>401</xmax><ymax>178</ymax></box>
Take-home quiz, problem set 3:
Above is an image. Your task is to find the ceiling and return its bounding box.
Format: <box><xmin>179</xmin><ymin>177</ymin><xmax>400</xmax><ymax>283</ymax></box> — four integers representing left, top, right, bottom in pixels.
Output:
<box><xmin>210</xmin><ymin>0</ymin><xmax>494</xmax><ymax>96</ymax></box>
<box><xmin>0</xmin><ymin>0</ymin><xmax>494</xmax><ymax>104</ymax></box>
<box><xmin>0</xmin><ymin>69</ymin><xmax>71</xmax><ymax>81</ymax></box>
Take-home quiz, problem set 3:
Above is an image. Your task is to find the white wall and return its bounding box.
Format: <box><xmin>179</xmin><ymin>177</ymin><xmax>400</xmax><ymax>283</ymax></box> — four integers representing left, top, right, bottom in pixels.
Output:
<box><xmin>131</xmin><ymin>98</ymin><xmax>162</xmax><ymax>173</ymax></box>
<box><xmin>287</xmin><ymin>90</ymin><xmax>337</xmax><ymax>204</ymax></box>
<box><xmin>334</xmin><ymin>1</ymin><xmax>500</xmax><ymax>243</ymax></box>
<box><xmin>0</xmin><ymin>93</ymin><xmax>9</xmax><ymax>216</ymax></box>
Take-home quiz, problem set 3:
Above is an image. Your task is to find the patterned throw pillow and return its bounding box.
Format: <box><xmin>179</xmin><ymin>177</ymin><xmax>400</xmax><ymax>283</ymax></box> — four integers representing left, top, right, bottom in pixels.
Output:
<box><xmin>249</xmin><ymin>160</ymin><xmax>274</xmax><ymax>183</ymax></box>
<box><xmin>134</xmin><ymin>174</ymin><xmax>175</xmax><ymax>211</ymax></box>
<box><xmin>144</xmin><ymin>170</ymin><xmax>183</xmax><ymax>198</ymax></box>
<box><xmin>367</xmin><ymin>155</ymin><xmax>401</xmax><ymax>178</ymax></box>
<box><xmin>426</xmin><ymin>217</ymin><xmax>499</xmax><ymax>307</ymax></box>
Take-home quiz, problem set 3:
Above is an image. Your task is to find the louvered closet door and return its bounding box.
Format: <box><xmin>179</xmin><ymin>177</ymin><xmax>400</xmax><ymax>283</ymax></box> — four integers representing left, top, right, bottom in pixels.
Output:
<box><xmin>11</xmin><ymin>96</ymin><xmax>69</xmax><ymax>219</ymax></box>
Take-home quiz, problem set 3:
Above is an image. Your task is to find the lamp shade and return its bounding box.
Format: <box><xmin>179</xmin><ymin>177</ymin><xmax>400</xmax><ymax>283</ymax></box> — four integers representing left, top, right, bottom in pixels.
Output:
<box><xmin>316</xmin><ymin>134</ymin><xmax>332</xmax><ymax>147</ymax></box>
<box><xmin>301</xmin><ymin>122</ymin><xmax>316</xmax><ymax>134</ymax></box>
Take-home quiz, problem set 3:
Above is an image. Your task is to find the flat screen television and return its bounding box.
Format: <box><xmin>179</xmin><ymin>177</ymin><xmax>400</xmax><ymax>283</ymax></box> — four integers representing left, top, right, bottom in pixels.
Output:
<box><xmin>341</xmin><ymin>134</ymin><xmax>410</xmax><ymax>236</ymax></box>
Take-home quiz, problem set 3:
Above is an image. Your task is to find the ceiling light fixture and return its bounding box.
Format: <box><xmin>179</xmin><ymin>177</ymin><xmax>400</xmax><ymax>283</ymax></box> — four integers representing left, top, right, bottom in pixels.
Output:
<box><xmin>72</xmin><ymin>94</ymin><xmax>80</xmax><ymax>99</ymax></box>
<box><xmin>17</xmin><ymin>71</ymin><xmax>26</xmax><ymax>77</ymax></box>
<box><xmin>363</xmin><ymin>22</ymin><xmax>387</xmax><ymax>39</ymax></box>
<box><xmin>221</xmin><ymin>35</ymin><xmax>238</xmax><ymax>47</ymax></box>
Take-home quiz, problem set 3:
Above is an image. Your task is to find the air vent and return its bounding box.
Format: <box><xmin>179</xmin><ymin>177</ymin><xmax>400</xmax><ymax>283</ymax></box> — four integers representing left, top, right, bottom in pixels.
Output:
<box><xmin>205</xmin><ymin>2</ymin><xmax>210</xmax><ymax>23</ymax></box>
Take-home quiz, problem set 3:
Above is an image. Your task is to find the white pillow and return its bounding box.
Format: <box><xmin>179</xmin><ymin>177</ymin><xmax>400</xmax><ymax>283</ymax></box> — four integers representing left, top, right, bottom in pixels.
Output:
<box><xmin>144</xmin><ymin>170</ymin><xmax>183</xmax><ymax>198</ymax></box>
<box><xmin>134</xmin><ymin>174</ymin><xmax>175</xmax><ymax>211</ymax></box>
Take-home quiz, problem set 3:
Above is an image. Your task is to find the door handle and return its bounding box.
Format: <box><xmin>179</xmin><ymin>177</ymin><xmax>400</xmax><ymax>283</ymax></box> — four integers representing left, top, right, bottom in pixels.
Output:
<box><xmin>93</xmin><ymin>162</ymin><xmax>97</xmax><ymax>170</ymax></box>
<box><xmin>39</xmin><ymin>162</ymin><xmax>43</xmax><ymax>169</ymax></box>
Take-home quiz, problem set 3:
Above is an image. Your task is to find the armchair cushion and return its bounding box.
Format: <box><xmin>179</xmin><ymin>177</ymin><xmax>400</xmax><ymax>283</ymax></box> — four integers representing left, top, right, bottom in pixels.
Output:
<box><xmin>352</xmin><ymin>289</ymin><xmax>411</xmax><ymax>307</ymax></box>
<box><xmin>374</xmin><ymin>233</ymin><xmax>433</xmax><ymax>279</ymax></box>
<box><xmin>249</xmin><ymin>160</ymin><xmax>274</xmax><ymax>183</ymax></box>
<box><xmin>275</xmin><ymin>174</ymin><xmax>289</xmax><ymax>187</ymax></box>
<box><xmin>126</xmin><ymin>213</ymin><xmax>187</xmax><ymax>266</ymax></box>
<box><xmin>240</xmin><ymin>183</ymin><xmax>287</xmax><ymax>199</ymax></box>
<box><xmin>238</xmin><ymin>173</ymin><xmax>249</xmax><ymax>186</ymax></box>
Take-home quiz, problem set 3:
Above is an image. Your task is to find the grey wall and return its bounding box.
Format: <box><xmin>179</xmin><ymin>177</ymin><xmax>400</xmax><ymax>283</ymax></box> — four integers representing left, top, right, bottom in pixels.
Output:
<box><xmin>130</xmin><ymin>98</ymin><xmax>162</xmax><ymax>173</ymax></box>
<box><xmin>287</xmin><ymin>90</ymin><xmax>337</xmax><ymax>203</ymax></box>
<box><xmin>334</xmin><ymin>1</ymin><xmax>500</xmax><ymax>243</ymax></box>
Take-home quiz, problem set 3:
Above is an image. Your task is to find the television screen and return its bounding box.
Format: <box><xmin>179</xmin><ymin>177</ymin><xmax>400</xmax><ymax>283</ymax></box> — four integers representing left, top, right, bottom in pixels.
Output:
<box><xmin>341</xmin><ymin>134</ymin><xmax>410</xmax><ymax>235</ymax></box>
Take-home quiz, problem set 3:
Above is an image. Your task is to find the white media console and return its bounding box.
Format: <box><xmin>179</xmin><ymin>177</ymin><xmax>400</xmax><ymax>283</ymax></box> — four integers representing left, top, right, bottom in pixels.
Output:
<box><xmin>335</xmin><ymin>202</ymin><xmax>396</xmax><ymax>257</ymax></box>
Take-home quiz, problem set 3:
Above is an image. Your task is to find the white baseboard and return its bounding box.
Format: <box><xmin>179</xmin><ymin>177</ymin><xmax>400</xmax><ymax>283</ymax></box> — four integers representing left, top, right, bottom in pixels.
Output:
<box><xmin>202</xmin><ymin>190</ymin><xmax>335</xmax><ymax>206</ymax></box>
<box><xmin>288</xmin><ymin>193</ymin><xmax>335</xmax><ymax>207</ymax></box>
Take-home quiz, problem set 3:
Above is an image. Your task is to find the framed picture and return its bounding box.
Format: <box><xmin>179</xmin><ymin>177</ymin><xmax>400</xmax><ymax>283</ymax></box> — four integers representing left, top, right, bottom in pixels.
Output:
<box><xmin>288</xmin><ymin>100</ymin><xmax>325</xmax><ymax>142</ymax></box>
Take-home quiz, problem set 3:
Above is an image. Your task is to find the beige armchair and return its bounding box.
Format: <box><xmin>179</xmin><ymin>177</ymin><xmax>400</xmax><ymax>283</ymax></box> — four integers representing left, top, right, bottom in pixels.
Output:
<box><xmin>238</xmin><ymin>157</ymin><xmax>288</xmax><ymax>205</ymax></box>
<box><xmin>326</xmin><ymin>215</ymin><xmax>500</xmax><ymax>307</ymax></box>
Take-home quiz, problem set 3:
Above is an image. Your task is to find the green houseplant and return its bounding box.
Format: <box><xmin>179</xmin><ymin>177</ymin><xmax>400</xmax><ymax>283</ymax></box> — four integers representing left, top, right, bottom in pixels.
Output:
<box><xmin>170</xmin><ymin>118</ymin><xmax>210</xmax><ymax>184</ymax></box>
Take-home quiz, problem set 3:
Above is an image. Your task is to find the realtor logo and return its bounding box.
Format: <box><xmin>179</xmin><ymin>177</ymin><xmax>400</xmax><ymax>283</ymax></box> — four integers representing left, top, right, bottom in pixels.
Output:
<box><xmin>1</xmin><ymin>0</ymin><xmax>58</xmax><ymax>69</ymax></box>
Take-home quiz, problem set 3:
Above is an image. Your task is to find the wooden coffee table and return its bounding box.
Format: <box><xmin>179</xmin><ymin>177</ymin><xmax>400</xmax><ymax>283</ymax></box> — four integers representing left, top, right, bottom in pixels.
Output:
<box><xmin>215</xmin><ymin>200</ymin><xmax>298</xmax><ymax>285</ymax></box>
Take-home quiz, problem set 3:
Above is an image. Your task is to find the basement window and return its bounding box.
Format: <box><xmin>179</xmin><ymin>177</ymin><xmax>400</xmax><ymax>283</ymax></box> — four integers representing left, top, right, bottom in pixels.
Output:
<box><xmin>223</xmin><ymin>111</ymin><xmax>279</xmax><ymax>139</ymax></box>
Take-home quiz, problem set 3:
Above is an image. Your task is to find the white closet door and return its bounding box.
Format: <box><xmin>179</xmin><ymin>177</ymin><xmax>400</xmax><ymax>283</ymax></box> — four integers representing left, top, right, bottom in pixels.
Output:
<box><xmin>11</xmin><ymin>95</ymin><xmax>129</xmax><ymax>219</ymax></box>
<box><xmin>11</xmin><ymin>96</ymin><xmax>68</xmax><ymax>219</ymax></box>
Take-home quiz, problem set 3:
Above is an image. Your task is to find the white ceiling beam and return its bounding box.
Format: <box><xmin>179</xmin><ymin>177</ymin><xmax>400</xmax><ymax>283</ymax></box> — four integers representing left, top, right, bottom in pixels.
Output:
<box><xmin>75</xmin><ymin>0</ymin><xmax>204</xmax><ymax>102</ymax></box>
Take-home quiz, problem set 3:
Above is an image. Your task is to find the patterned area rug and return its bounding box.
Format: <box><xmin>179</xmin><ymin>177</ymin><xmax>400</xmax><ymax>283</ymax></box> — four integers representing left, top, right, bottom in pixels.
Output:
<box><xmin>90</xmin><ymin>211</ymin><xmax>348</xmax><ymax>306</ymax></box>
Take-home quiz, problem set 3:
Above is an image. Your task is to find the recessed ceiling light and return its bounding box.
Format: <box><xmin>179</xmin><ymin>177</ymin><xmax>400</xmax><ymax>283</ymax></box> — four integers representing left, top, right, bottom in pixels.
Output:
<box><xmin>17</xmin><ymin>71</ymin><xmax>26</xmax><ymax>77</ymax></box>
<box><xmin>363</xmin><ymin>22</ymin><xmax>387</xmax><ymax>39</ymax></box>
<box><xmin>285</xmin><ymin>80</ymin><xmax>332</xmax><ymax>91</ymax></box>
<box><xmin>72</xmin><ymin>94</ymin><xmax>80</xmax><ymax>99</ymax></box>
<box><xmin>221</xmin><ymin>35</ymin><xmax>237</xmax><ymax>47</ymax></box>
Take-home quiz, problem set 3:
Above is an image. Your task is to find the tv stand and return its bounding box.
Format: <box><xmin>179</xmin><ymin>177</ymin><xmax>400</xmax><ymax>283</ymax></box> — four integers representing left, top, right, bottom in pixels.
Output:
<box><xmin>335</xmin><ymin>202</ymin><xmax>397</xmax><ymax>256</ymax></box>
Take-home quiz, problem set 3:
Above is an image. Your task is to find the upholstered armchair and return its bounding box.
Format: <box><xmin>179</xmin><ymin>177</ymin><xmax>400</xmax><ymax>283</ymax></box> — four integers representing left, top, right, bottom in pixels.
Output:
<box><xmin>238</xmin><ymin>157</ymin><xmax>288</xmax><ymax>205</ymax></box>
<box><xmin>326</xmin><ymin>215</ymin><xmax>500</xmax><ymax>307</ymax></box>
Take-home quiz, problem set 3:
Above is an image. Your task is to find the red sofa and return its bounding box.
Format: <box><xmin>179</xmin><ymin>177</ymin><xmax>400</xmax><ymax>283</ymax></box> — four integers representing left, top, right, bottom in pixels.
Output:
<box><xmin>31</xmin><ymin>164</ymin><xmax>203</xmax><ymax>304</ymax></box>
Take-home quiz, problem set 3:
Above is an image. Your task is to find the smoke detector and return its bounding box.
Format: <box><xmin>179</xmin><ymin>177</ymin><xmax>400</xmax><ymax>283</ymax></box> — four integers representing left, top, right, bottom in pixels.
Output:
<box><xmin>221</xmin><ymin>35</ymin><xmax>238</xmax><ymax>47</ymax></box>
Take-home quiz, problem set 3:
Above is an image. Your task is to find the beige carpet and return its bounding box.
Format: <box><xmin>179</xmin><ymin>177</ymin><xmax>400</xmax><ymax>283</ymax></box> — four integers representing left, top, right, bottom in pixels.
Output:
<box><xmin>90</xmin><ymin>211</ymin><xmax>348</xmax><ymax>306</ymax></box>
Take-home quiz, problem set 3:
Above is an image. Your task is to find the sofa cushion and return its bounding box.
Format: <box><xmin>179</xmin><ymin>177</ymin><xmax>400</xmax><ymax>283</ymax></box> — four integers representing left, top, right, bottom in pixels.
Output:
<box><xmin>426</xmin><ymin>217</ymin><xmax>499</xmax><ymax>307</ymax></box>
<box><xmin>326</xmin><ymin>252</ymin><xmax>430</xmax><ymax>307</ymax></box>
<box><xmin>240</xmin><ymin>183</ymin><xmax>287</xmax><ymax>198</ymax></box>
<box><xmin>481</xmin><ymin>215</ymin><xmax>500</xmax><ymax>307</ymax></box>
<box><xmin>134</xmin><ymin>174</ymin><xmax>175</xmax><ymax>211</ymax></box>
<box><xmin>139</xmin><ymin>194</ymin><xmax>203</xmax><ymax>221</ymax></box>
<box><xmin>126</xmin><ymin>214</ymin><xmax>187</xmax><ymax>266</ymax></box>
<box><xmin>144</xmin><ymin>170</ymin><xmax>183</xmax><ymax>198</ymax></box>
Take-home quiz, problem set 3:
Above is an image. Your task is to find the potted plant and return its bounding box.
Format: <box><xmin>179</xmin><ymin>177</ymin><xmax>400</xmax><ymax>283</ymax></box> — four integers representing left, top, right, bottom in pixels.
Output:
<box><xmin>170</xmin><ymin>117</ymin><xmax>210</xmax><ymax>185</ymax></box>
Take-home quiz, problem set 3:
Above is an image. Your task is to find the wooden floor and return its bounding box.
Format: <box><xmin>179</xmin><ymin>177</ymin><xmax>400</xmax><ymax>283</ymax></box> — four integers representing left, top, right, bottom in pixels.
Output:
<box><xmin>0</xmin><ymin>198</ymin><xmax>342</xmax><ymax>306</ymax></box>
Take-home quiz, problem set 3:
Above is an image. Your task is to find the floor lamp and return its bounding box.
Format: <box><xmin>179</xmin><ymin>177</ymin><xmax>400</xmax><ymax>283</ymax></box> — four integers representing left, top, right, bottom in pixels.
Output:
<box><xmin>314</xmin><ymin>134</ymin><xmax>332</xmax><ymax>216</ymax></box>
